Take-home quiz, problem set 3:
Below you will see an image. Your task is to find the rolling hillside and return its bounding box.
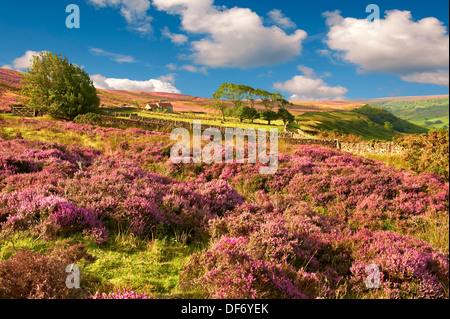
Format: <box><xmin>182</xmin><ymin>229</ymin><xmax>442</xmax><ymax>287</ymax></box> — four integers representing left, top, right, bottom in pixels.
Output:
<box><xmin>352</xmin><ymin>95</ymin><xmax>449</xmax><ymax>130</ymax></box>
<box><xmin>296</xmin><ymin>105</ymin><xmax>428</xmax><ymax>141</ymax></box>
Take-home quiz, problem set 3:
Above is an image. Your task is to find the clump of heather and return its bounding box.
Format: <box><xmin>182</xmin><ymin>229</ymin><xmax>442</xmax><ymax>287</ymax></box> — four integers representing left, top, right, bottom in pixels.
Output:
<box><xmin>0</xmin><ymin>139</ymin><xmax>100</xmax><ymax>192</ymax></box>
<box><xmin>182</xmin><ymin>193</ymin><xmax>350</xmax><ymax>298</ymax></box>
<box><xmin>89</xmin><ymin>288</ymin><xmax>152</xmax><ymax>299</ymax></box>
<box><xmin>61</xmin><ymin>158</ymin><xmax>244</xmax><ymax>241</ymax></box>
<box><xmin>182</xmin><ymin>192</ymin><xmax>448</xmax><ymax>299</ymax></box>
<box><xmin>348</xmin><ymin>229</ymin><xmax>449</xmax><ymax>299</ymax></box>
<box><xmin>197</xmin><ymin>145</ymin><xmax>448</xmax><ymax>232</ymax></box>
<box><xmin>0</xmin><ymin>189</ymin><xmax>108</xmax><ymax>243</ymax></box>
<box><xmin>180</xmin><ymin>236</ymin><xmax>327</xmax><ymax>299</ymax></box>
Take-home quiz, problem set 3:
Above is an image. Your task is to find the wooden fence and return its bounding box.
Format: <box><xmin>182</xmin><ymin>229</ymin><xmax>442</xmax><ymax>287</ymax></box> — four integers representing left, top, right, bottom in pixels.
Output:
<box><xmin>10</xmin><ymin>105</ymin><xmax>41</xmax><ymax>117</ymax></box>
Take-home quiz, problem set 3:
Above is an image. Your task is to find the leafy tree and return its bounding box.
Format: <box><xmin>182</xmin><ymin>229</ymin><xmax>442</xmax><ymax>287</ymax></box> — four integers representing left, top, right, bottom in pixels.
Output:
<box><xmin>270</xmin><ymin>92</ymin><xmax>284</xmax><ymax>108</ymax></box>
<box><xmin>209</xmin><ymin>99</ymin><xmax>228</xmax><ymax>122</ymax></box>
<box><xmin>243</xmin><ymin>86</ymin><xmax>257</xmax><ymax>107</ymax></box>
<box><xmin>236</xmin><ymin>105</ymin><xmax>259</xmax><ymax>123</ymax></box>
<box><xmin>20</xmin><ymin>52</ymin><xmax>100</xmax><ymax>120</ymax></box>
<box><xmin>256</xmin><ymin>89</ymin><xmax>272</xmax><ymax>109</ymax></box>
<box><xmin>384</xmin><ymin>121</ymin><xmax>394</xmax><ymax>131</ymax></box>
<box><xmin>277</xmin><ymin>108</ymin><xmax>295</xmax><ymax>125</ymax></box>
<box><xmin>259</xmin><ymin>109</ymin><xmax>278</xmax><ymax>125</ymax></box>
<box><xmin>213</xmin><ymin>83</ymin><xmax>246</xmax><ymax>108</ymax></box>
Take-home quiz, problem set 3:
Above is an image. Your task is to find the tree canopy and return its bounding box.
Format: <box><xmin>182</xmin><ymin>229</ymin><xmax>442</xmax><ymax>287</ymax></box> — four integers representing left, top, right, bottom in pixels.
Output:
<box><xmin>20</xmin><ymin>52</ymin><xmax>100</xmax><ymax>120</ymax></box>
<box><xmin>259</xmin><ymin>109</ymin><xmax>278</xmax><ymax>125</ymax></box>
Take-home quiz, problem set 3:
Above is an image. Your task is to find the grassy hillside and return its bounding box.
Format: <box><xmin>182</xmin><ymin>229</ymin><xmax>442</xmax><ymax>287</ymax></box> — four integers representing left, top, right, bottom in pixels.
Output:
<box><xmin>296</xmin><ymin>105</ymin><xmax>428</xmax><ymax>141</ymax></box>
<box><xmin>352</xmin><ymin>95</ymin><xmax>449</xmax><ymax>130</ymax></box>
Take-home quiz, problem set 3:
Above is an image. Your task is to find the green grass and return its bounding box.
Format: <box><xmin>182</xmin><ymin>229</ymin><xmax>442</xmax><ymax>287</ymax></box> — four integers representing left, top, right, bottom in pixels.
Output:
<box><xmin>135</xmin><ymin>111</ymin><xmax>285</xmax><ymax>132</ymax></box>
<box><xmin>411</xmin><ymin>115</ymin><xmax>449</xmax><ymax>130</ymax></box>
<box><xmin>84</xmin><ymin>233</ymin><xmax>203</xmax><ymax>297</ymax></box>
<box><xmin>363</xmin><ymin>153</ymin><xmax>411</xmax><ymax>172</ymax></box>
<box><xmin>0</xmin><ymin>230</ymin><xmax>204</xmax><ymax>298</ymax></box>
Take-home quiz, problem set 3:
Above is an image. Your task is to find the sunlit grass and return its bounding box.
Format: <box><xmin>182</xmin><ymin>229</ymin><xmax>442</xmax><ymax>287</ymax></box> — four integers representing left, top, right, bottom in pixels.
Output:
<box><xmin>0</xmin><ymin>230</ymin><xmax>204</xmax><ymax>298</ymax></box>
<box><xmin>363</xmin><ymin>153</ymin><xmax>411</xmax><ymax>172</ymax></box>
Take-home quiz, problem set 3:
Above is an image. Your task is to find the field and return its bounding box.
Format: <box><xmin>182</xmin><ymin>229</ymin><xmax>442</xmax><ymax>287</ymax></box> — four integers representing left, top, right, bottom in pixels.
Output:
<box><xmin>0</xmin><ymin>115</ymin><xmax>448</xmax><ymax>299</ymax></box>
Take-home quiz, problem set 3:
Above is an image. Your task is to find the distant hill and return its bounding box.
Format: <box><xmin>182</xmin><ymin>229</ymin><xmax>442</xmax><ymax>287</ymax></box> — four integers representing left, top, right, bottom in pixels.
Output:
<box><xmin>287</xmin><ymin>100</ymin><xmax>363</xmax><ymax>115</ymax></box>
<box><xmin>351</xmin><ymin>95</ymin><xmax>449</xmax><ymax>130</ymax></box>
<box><xmin>296</xmin><ymin>105</ymin><xmax>428</xmax><ymax>141</ymax></box>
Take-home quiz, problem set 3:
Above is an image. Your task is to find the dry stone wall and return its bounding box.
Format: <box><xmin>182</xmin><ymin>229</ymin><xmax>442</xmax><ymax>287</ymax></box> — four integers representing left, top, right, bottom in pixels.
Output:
<box><xmin>99</xmin><ymin>114</ymin><xmax>405</xmax><ymax>155</ymax></box>
<box><xmin>340</xmin><ymin>142</ymin><xmax>405</xmax><ymax>155</ymax></box>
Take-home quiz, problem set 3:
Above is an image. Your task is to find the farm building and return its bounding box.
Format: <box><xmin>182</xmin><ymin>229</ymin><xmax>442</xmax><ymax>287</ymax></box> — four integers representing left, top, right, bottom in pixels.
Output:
<box><xmin>145</xmin><ymin>100</ymin><xmax>174</xmax><ymax>113</ymax></box>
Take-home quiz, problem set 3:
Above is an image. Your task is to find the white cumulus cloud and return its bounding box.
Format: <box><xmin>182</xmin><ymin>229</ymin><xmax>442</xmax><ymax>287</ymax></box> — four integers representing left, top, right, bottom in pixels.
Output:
<box><xmin>2</xmin><ymin>50</ymin><xmax>46</xmax><ymax>71</ymax></box>
<box><xmin>87</xmin><ymin>0</ymin><xmax>152</xmax><ymax>35</ymax></box>
<box><xmin>267</xmin><ymin>9</ymin><xmax>296</xmax><ymax>29</ymax></box>
<box><xmin>401</xmin><ymin>69</ymin><xmax>449</xmax><ymax>87</ymax></box>
<box><xmin>90</xmin><ymin>74</ymin><xmax>181</xmax><ymax>93</ymax></box>
<box><xmin>152</xmin><ymin>0</ymin><xmax>307</xmax><ymax>68</ymax></box>
<box><xmin>323</xmin><ymin>9</ymin><xmax>449</xmax><ymax>86</ymax></box>
<box><xmin>161</xmin><ymin>26</ymin><xmax>188</xmax><ymax>45</ymax></box>
<box><xmin>273</xmin><ymin>66</ymin><xmax>348</xmax><ymax>101</ymax></box>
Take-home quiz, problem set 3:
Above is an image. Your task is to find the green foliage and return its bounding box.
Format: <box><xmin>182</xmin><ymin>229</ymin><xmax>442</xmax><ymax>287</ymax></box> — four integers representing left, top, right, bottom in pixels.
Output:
<box><xmin>277</xmin><ymin>108</ymin><xmax>295</xmax><ymax>125</ymax></box>
<box><xmin>384</xmin><ymin>121</ymin><xmax>394</xmax><ymax>131</ymax></box>
<box><xmin>73</xmin><ymin>112</ymin><xmax>103</xmax><ymax>125</ymax></box>
<box><xmin>213</xmin><ymin>83</ymin><xmax>285</xmax><ymax>111</ymax></box>
<box><xmin>20</xmin><ymin>52</ymin><xmax>100</xmax><ymax>121</ymax></box>
<box><xmin>396</xmin><ymin>129</ymin><xmax>449</xmax><ymax>180</ymax></box>
<box><xmin>213</xmin><ymin>83</ymin><xmax>245</xmax><ymax>108</ymax></box>
<box><xmin>235</xmin><ymin>105</ymin><xmax>259</xmax><ymax>123</ymax></box>
<box><xmin>259</xmin><ymin>109</ymin><xmax>278</xmax><ymax>125</ymax></box>
<box><xmin>208</xmin><ymin>99</ymin><xmax>228</xmax><ymax>121</ymax></box>
<box><xmin>354</xmin><ymin>105</ymin><xmax>428</xmax><ymax>134</ymax></box>
<box><xmin>367</xmin><ymin>97</ymin><xmax>449</xmax><ymax>129</ymax></box>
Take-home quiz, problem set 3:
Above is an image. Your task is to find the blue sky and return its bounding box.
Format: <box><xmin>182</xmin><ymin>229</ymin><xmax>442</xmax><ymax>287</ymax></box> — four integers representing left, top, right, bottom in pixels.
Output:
<box><xmin>0</xmin><ymin>0</ymin><xmax>448</xmax><ymax>100</ymax></box>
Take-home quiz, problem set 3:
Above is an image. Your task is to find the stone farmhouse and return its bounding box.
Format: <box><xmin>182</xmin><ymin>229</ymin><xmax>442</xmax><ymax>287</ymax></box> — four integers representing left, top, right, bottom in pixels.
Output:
<box><xmin>145</xmin><ymin>100</ymin><xmax>174</xmax><ymax>113</ymax></box>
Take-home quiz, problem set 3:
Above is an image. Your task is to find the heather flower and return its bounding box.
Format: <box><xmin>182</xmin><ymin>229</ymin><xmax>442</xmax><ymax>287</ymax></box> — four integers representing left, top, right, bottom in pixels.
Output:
<box><xmin>89</xmin><ymin>288</ymin><xmax>152</xmax><ymax>299</ymax></box>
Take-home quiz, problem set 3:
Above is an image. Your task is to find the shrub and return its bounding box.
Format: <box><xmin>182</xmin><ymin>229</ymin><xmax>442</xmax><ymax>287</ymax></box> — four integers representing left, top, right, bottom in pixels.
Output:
<box><xmin>348</xmin><ymin>229</ymin><xmax>449</xmax><ymax>299</ymax></box>
<box><xmin>20</xmin><ymin>52</ymin><xmax>100</xmax><ymax>121</ymax></box>
<box><xmin>396</xmin><ymin>129</ymin><xmax>449</xmax><ymax>180</ymax></box>
<box><xmin>0</xmin><ymin>244</ymin><xmax>96</xmax><ymax>299</ymax></box>
<box><xmin>73</xmin><ymin>113</ymin><xmax>102</xmax><ymax>125</ymax></box>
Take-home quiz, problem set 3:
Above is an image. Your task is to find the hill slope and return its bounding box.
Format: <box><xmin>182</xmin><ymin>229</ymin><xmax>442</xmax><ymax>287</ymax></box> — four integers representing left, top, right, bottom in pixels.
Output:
<box><xmin>352</xmin><ymin>95</ymin><xmax>449</xmax><ymax>130</ymax></box>
<box><xmin>296</xmin><ymin>105</ymin><xmax>428</xmax><ymax>141</ymax></box>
